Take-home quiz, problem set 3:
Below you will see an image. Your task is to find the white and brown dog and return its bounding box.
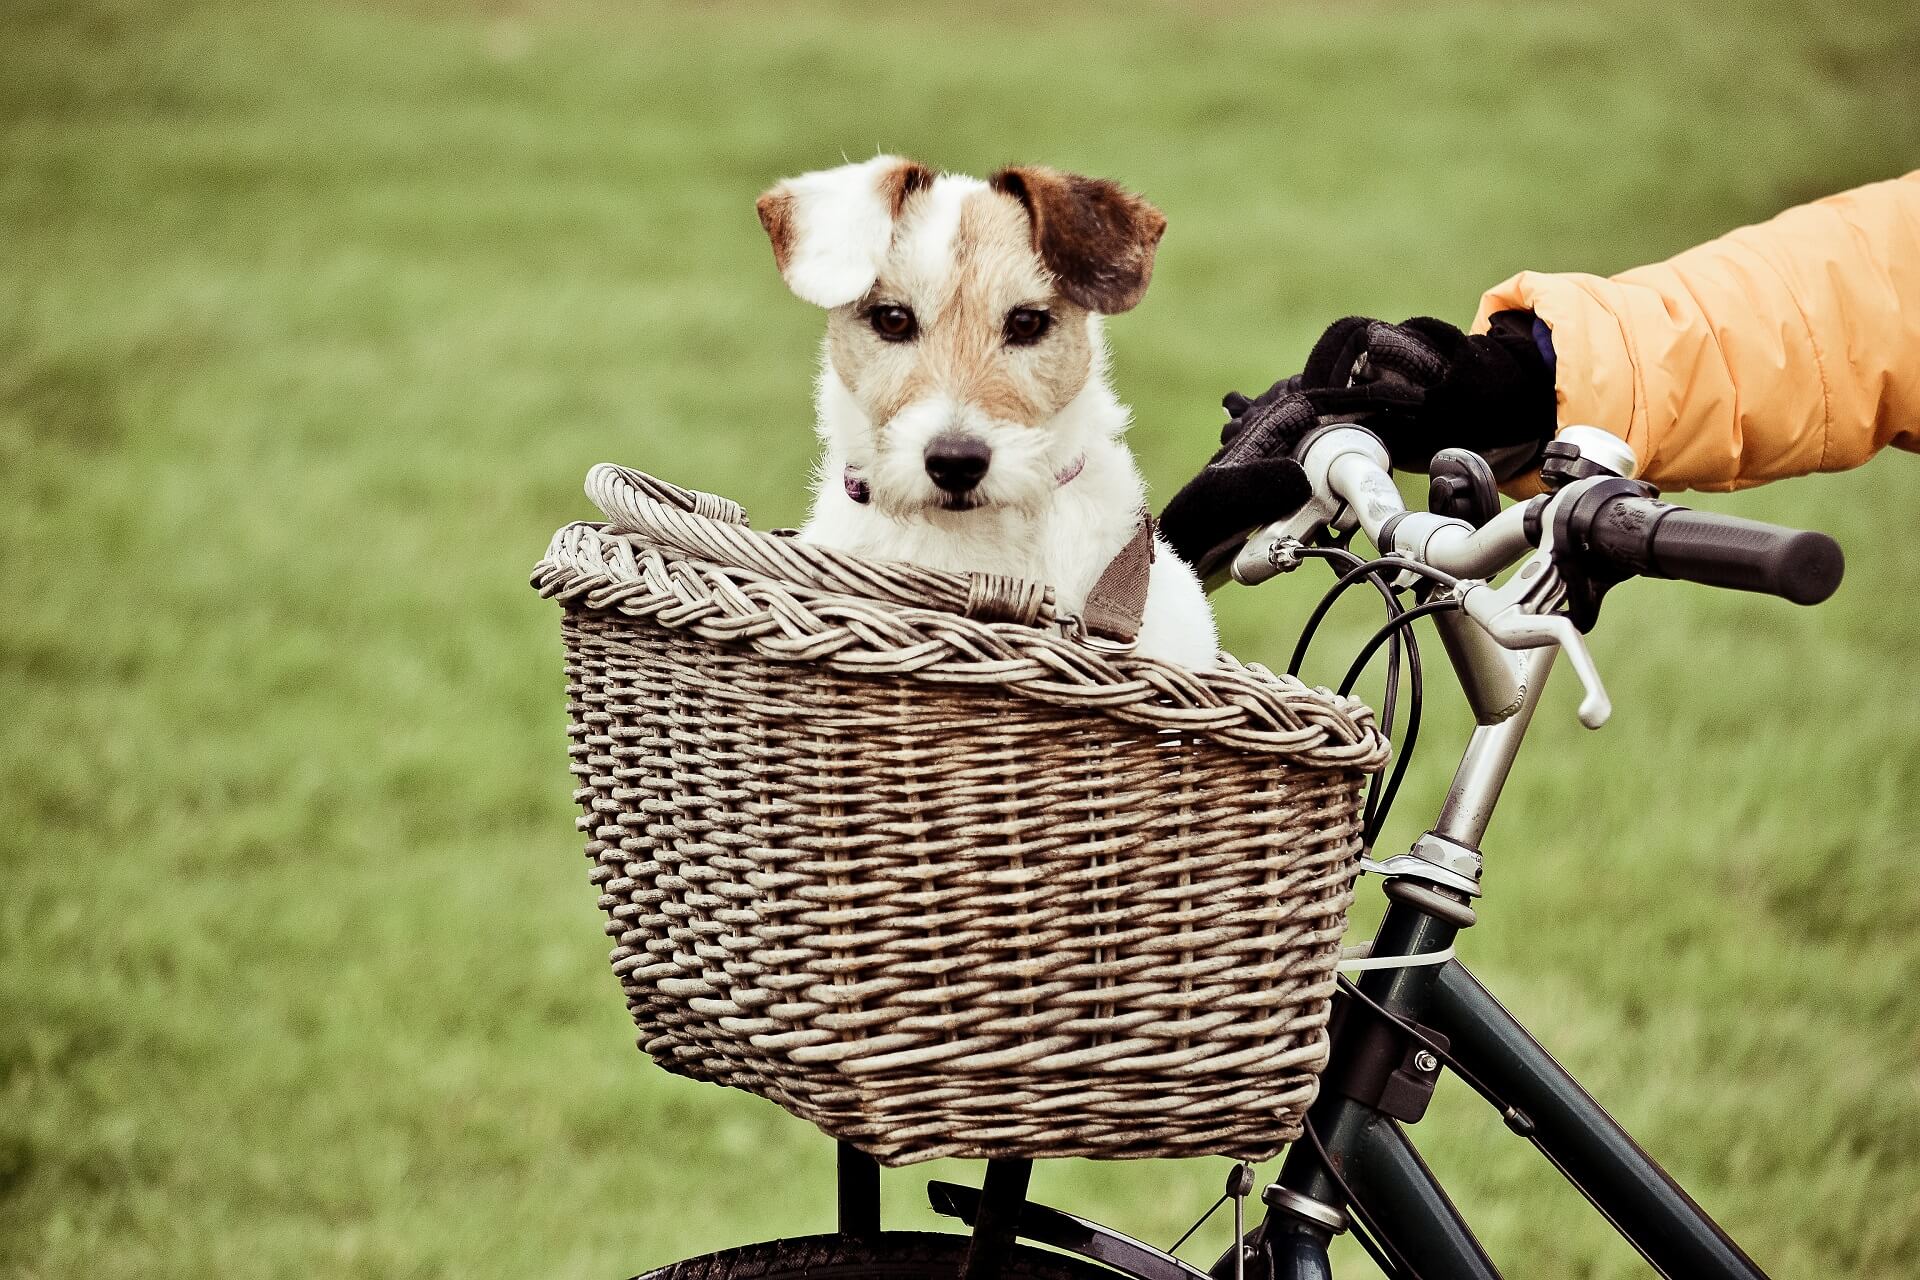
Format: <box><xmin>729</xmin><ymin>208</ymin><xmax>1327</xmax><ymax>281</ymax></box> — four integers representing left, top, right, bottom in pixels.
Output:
<box><xmin>754</xmin><ymin>156</ymin><xmax>1218</xmax><ymax>668</ymax></box>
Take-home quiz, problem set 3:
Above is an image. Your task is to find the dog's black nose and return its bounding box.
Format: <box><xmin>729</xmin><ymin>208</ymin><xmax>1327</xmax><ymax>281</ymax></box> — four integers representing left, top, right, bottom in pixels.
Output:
<box><xmin>925</xmin><ymin>436</ymin><xmax>991</xmax><ymax>493</ymax></box>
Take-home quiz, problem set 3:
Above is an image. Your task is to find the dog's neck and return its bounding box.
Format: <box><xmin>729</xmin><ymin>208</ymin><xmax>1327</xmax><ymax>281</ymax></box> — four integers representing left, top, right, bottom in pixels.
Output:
<box><xmin>803</xmin><ymin>377</ymin><xmax>1147</xmax><ymax>611</ymax></box>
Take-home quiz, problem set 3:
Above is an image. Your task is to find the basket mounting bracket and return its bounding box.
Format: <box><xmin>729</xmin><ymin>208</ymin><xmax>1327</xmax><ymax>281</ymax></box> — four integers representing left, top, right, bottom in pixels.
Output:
<box><xmin>931</xmin><ymin>1177</ymin><xmax>1212</xmax><ymax>1280</ymax></box>
<box><xmin>959</xmin><ymin>1159</ymin><xmax>1032</xmax><ymax>1280</ymax></box>
<box><xmin>1321</xmin><ymin>986</ymin><xmax>1450</xmax><ymax>1124</ymax></box>
<box><xmin>837</xmin><ymin>1141</ymin><xmax>880</xmax><ymax>1235</ymax></box>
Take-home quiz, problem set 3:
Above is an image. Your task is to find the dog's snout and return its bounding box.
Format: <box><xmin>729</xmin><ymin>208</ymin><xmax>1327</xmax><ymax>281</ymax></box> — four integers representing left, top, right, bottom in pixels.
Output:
<box><xmin>924</xmin><ymin>436</ymin><xmax>991</xmax><ymax>493</ymax></box>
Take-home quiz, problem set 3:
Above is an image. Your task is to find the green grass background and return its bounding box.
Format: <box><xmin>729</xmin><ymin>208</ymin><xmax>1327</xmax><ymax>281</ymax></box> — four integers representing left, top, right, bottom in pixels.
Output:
<box><xmin>4</xmin><ymin>1</ymin><xmax>1918</xmax><ymax>1276</ymax></box>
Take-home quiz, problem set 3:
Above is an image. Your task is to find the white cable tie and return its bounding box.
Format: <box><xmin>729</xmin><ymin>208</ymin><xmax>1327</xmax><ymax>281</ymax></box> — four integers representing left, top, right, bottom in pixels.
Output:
<box><xmin>1336</xmin><ymin>943</ymin><xmax>1456</xmax><ymax>974</ymax></box>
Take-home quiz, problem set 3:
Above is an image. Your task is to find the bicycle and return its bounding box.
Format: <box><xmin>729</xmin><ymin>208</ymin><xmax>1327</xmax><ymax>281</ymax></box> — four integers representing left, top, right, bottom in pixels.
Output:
<box><xmin>627</xmin><ymin>423</ymin><xmax>1844</xmax><ymax>1280</ymax></box>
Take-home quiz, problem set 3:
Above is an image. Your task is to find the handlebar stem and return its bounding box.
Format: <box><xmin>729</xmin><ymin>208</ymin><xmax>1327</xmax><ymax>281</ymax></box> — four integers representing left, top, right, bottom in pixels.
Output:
<box><xmin>1401</xmin><ymin>503</ymin><xmax>1536</xmax><ymax>580</ymax></box>
<box><xmin>1431</xmin><ymin>607</ymin><xmax>1526</xmax><ymax>725</ymax></box>
<box><xmin>1433</xmin><ymin>648</ymin><xmax>1558</xmax><ymax>846</ymax></box>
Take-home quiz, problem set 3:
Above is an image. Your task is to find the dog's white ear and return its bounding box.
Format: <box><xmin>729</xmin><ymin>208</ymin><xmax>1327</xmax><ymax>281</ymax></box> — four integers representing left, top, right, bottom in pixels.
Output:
<box><xmin>989</xmin><ymin>166</ymin><xmax>1167</xmax><ymax>314</ymax></box>
<box><xmin>755</xmin><ymin>155</ymin><xmax>934</xmax><ymax>308</ymax></box>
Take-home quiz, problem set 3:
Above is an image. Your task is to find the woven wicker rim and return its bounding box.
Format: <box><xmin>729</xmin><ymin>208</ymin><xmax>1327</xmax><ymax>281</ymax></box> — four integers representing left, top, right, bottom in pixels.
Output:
<box><xmin>583</xmin><ymin>462</ymin><xmax>1057</xmax><ymax>625</ymax></box>
<box><xmin>532</xmin><ymin>464</ymin><xmax>1392</xmax><ymax>768</ymax></box>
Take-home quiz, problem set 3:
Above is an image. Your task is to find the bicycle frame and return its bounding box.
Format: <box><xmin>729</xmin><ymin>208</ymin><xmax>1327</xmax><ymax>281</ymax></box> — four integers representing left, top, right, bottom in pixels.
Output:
<box><xmin>1247</xmin><ymin>635</ymin><xmax>1769</xmax><ymax>1280</ymax></box>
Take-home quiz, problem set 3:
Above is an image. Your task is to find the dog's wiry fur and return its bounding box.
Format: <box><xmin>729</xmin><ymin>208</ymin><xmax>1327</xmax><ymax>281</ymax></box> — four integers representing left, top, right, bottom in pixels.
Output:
<box><xmin>756</xmin><ymin>155</ymin><xmax>1218</xmax><ymax>667</ymax></box>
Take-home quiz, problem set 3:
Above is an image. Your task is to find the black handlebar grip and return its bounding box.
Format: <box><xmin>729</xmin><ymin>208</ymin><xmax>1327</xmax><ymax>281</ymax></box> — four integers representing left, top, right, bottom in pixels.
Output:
<box><xmin>1585</xmin><ymin>495</ymin><xmax>1844</xmax><ymax>604</ymax></box>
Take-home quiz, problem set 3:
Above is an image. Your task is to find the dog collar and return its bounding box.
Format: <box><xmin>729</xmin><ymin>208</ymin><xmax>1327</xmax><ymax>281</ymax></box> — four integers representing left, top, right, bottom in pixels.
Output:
<box><xmin>842</xmin><ymin>454</ymin><xmax>1086</xmax><ymax>506</ymax></box>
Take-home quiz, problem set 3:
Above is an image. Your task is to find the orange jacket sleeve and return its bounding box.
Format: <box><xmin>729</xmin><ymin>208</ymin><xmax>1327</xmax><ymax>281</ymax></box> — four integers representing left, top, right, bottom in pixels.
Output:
<box><xmin>1473</xmin><ymin>171</ymin><xmax>1920</xmax><ymax>493</ymax></box>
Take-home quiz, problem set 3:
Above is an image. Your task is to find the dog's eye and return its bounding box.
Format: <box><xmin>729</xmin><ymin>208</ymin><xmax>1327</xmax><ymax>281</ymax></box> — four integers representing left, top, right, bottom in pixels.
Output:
<box><xmin>1004</xmin><ymin>308</ymin><xmax>1052</xmax><ymax>345</ymax></box>
<box><xmin>867</xmin><ymin>305</ymin><xmax>917</xmax><ymax>342</ymax></box>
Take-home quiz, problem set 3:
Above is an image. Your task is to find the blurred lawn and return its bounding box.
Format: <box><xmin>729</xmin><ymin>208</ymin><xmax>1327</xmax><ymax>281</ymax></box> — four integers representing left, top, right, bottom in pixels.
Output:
<box><xmin>4</xmin><ymin>1</ymin><xmax>1919</xmax><ymax>1277</ymax></box>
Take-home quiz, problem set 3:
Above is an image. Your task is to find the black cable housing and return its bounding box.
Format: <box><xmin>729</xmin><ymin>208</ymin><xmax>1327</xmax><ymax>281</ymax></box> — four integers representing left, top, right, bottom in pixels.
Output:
<box><xmin>1362</xmin><ymin>615</ymin><xmax>1423</xmax><ymax>850</ymax></box>
<box><xmin>1287</xmin><ymin>556</ymin><xmax>1457</xmax><ymax>678</ymax></box>
<box><xmin>1287</xmin><ymin>548</ymin><xmax>1404</xmax><ymax>835</ymax></box>
<box><xmin>1288</xmin><ymin>549</ymin><xmax>1450</xmax><ymax>845</ymax></box>
<box><xmin>1338</xmin><ymin>600</ymin><xmax>1460</xmax><ymax>700</ymax></box>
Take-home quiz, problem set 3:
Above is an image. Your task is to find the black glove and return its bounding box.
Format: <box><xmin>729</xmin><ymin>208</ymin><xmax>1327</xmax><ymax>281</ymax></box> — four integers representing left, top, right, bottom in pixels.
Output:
<box><xmin>1156</xmin><ymin>392</ymin><xmax>1316</xmax><ymax>577</ymax></box>
<box><xmin>1274</xmin><ymin>310</ymin><xmax>1557</xmax><ymax>474</ymax></box>
<box><xmin>1159</xmin><ymin>311</ymin><xmax>1555</xmax><ymax>571</ymax></box>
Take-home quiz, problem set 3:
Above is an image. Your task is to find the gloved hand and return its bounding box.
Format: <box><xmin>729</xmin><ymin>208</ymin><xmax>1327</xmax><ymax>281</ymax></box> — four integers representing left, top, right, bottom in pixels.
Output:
<box><xmin>1270</xmin><ymin>310</ymin><xmax>1557</xmax><ymax>473</ymax></box>
<box><xmin>1155</xmin><ymin>389</ymin><xmax>1317</xmax><ymax>577</ymax></box>
<box><xmin>1158</xmin><ymin>311</ymin><xmax>1556</xmax><ymax>570</ymax></box>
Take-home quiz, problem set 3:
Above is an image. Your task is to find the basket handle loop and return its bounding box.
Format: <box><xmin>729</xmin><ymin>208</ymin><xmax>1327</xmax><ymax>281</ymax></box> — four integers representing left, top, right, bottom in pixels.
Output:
<box><xmin>587</xmin><ymin>462</ymin><xmax>748</xmax><ymax>527</ymax></box>
<box><xmin>583</xmin><ymin>460</ymin><xmax>1063</xmax><ymax>630</ymax></box>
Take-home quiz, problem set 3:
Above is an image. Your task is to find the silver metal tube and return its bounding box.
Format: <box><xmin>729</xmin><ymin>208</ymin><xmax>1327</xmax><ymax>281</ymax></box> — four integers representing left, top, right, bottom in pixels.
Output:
<box><xmin>1232</xmin><ymin>1186</ymin><xmax>1246</xmax><ymax>1280</ymax></box>
<box><xmin>1433</xmin><ymin>648</ymin><xmax>1556</xmax><ymax>846</ymax></box>
<box><xmin>1318</xmin><ymin>449</ymin><xmax>1537</xmax><ymax>580</ymax></box>
<box><xmin>1422</xmin><ymin>502</ymin><xmax>1535</xmax><ymax>579</ymax></box>
<box><xmin>1431</xmin><ymin>608</ymin><xmax>1525</xmax><ymax>724</ymax></box>
<box><xmin>1327</xmin><ymin>449</ymin><xmax>1405</xmax><ymax>548</ymax></box>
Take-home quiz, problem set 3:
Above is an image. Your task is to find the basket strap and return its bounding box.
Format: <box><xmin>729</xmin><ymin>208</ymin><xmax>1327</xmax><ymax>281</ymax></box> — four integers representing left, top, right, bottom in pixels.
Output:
<box><xmin>1081</xmin><ymin>509</ymin><xmax>1155</xmax><ymax>646</ymax></box>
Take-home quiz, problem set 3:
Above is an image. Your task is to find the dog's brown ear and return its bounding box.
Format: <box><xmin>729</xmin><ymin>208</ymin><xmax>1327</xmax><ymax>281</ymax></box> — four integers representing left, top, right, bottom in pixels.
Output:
<box><xmin>755</xmin><ymin>155</ymin><xmax>934</xmax><ymax>308</ymax></box>
<box><xmin>990</xmin><ymin>166</ymin><xmax>1166</xmax><ymax>314</ymax></box>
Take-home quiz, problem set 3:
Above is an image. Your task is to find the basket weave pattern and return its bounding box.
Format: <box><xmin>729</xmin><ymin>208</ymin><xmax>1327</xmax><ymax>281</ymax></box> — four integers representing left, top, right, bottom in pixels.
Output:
<box><xmin>535</xmin><ymin>465</ymin><xmax>1390</xmax><ymax>1165</ymax></box>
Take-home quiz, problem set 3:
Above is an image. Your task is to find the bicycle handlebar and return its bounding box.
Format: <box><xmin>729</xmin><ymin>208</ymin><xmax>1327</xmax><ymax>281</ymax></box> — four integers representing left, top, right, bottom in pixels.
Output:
<box><xmin>1558</xmin><ymin>487</ymin><xmax>1844</xmax><ymax>605</ymax></box>
<box><xmin>1226</xmin><ymin>425</ymin><xmax>1845</xmax><ymax>730</ymax></box>
<box><xmin>1232</xmin><ymin>425</ymin><xmax>1844</xmax><ymax>606</ymax></box>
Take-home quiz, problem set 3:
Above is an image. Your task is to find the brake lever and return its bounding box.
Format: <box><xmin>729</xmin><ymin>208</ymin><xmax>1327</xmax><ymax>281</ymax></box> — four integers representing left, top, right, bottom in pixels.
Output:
<box><xmin>1456</xmin><ymin>549</ymin><xmax>1612</xmax><ymax>729</ymax></box>
<box><xmin>1454</xmin><ymin>475</ymin><xmax>1622</xmax><ymax>729</ymax></box>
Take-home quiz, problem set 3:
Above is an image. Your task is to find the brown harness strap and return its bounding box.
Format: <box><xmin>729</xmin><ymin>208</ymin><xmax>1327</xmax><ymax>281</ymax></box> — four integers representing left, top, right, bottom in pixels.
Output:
<box><xmin>1081</xmin><ymin>508</ymin><xmax>1155</xmax><ymax>647</ymax></box>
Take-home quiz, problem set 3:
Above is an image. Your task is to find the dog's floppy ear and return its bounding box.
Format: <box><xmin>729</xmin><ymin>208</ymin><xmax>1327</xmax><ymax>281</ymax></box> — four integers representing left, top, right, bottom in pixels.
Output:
<box><xmin>989</xmin><ymin>166</ymin><xmax>1166</xmax><ymax>314</ymax></box>
<box><xmin>755</xmin><ymin>155</ymin><xmax>934</xmax><ymax>308</ymax></box>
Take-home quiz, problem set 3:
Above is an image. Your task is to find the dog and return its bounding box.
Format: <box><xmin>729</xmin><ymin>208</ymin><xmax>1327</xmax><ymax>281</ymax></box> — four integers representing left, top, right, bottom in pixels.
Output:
<box><xmin>753</xmin><ymin>156</ymin><xmax>1218</xmax><ymax>668</ymax></box>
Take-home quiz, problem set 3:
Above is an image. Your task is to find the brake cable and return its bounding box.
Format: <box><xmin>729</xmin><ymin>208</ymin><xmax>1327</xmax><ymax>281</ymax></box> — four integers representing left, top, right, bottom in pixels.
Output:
<box><xmin>1289</xmin><ymin>551</ymin><xmax>1466</xmax><ymax>846</ymax></box>
<box><xmin>1286</xmin><ymin>547</ymin><xmax>1407</xmax><ymax>838</ymax></box>
<box><xmin>1289</xmin><ymin>550</ymin><xmax>1419</xmax><ymax>841</ymax></box>
<box><xmin>1337</xmin><ymin>599</ymin><xmax>1461</xmax><ymax>701</ymax></box>
<box><xmin>1361</xmin><ymin>587</ymin><xmax>1425</xmax><ymax>848</ymax></box>
<box><xmin>1286</xmin><ymin>555</ymin><xmax>1457</xmax><ymax>678</ymax></box>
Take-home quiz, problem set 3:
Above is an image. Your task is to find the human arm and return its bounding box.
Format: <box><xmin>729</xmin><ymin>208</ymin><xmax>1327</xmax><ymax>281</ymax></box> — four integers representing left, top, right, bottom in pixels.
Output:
<box><xmin>1477</xmin><ymin>170</ymin><xmax>1920</xmax><ymax>493</ymax></box>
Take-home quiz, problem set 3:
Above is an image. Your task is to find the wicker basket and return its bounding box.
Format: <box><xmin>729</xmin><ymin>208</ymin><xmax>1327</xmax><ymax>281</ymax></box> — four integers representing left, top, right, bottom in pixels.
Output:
<box><xmin>532</xmin><ymin>463</ymin><xmax>1390</xmax><ymax>1165</ymax></box>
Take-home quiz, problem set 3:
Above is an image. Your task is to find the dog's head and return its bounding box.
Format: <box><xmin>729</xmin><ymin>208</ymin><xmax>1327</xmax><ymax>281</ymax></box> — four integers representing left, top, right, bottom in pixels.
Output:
<box><xmin>756</xmin><ymin>156</ymin><xmax>1165</xmax><ymax>516</ymax></box>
